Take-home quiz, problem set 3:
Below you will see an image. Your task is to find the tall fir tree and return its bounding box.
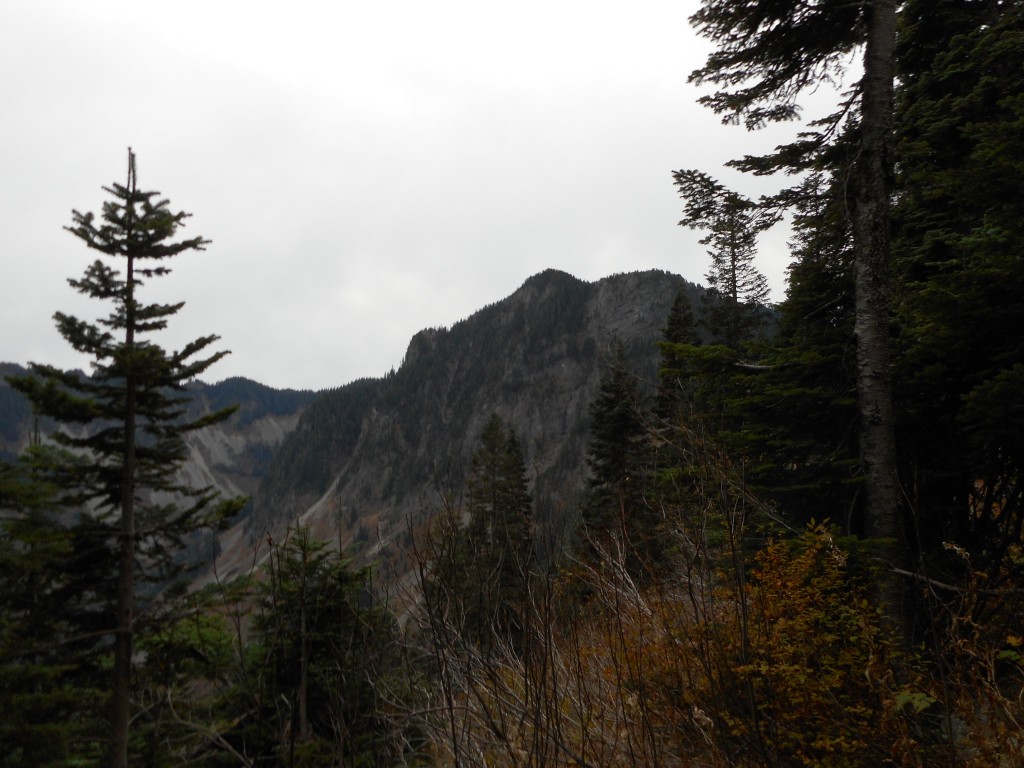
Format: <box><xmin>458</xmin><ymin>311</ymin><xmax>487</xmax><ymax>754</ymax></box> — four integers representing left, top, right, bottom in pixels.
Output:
<box><xmin>655</xmin><ymin>286</ymin><xmax>702</xmax><ymax>424</ymax></box>
<box><xmin>7</xmin><ymin>149</ymin><xmax>244</xmax><ymax>767</ymax></box>
<box><xmin>892</xmin><ymin>0</ymin><xmax>1024</xmax><ymax>605</ymax></box>
<box><xmin>0</xmin><ymin>453</ymin><xmax>109</xmax><ymax>766</ymax></box>
<box><xmin>580</xmin><ymin>341</ymin><xmax>663</xmax><ymax>579</ymax></box>
<box><xmin>850</xmin><ymin>0</ymin><xmax>900</xmax><ymax>552</ymax></box>
<box><xmin>693</xmin><ymin>168</ymin><xmax>863</xmax><ymax>533</ymax></box>
<box><xmin>754</xmin><ymin>169</ymin><xmax>862</xmax><ymax>530</ymax></box>
<box><xmin>423</xmin><ymin>414</ymin><xmax>534</xmax><ymax>650</ymax></box>
<box><xmin>239</xmin><ymin>523</ymin><xmax>402</xmax><ymax>765</ymax></box>
<box><xmin>463</xmin><ymin>414</ymin><xmax>535</xmax><ymax>648</ymax></box>
<box><xmin>685</xmin><ymin>0</ymin><xmax>902</xmax><ymax>613</ymax></box>
<box><xmin>683</xmin><ymin>0</ymin><xmax>1024</xmax><ymax>638</ymax></box>
<box><xmin>674</xmin><ymin>172</ymin><xmax>773</xmax><ymax>348</ymax></box>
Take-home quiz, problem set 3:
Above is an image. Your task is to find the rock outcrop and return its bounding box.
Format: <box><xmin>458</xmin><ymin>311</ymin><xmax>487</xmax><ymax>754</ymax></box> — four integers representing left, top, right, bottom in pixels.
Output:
<box><xmin>237</xmin><ymin>269</ymin><xmax>703</xmax><ymax>573</ymax></box>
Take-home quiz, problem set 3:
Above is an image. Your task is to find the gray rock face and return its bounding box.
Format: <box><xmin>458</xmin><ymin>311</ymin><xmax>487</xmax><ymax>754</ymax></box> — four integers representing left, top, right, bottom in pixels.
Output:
<box><xmin>177</xmin><ymin>384</ymin><xmax>312</xmax><ymax>502</ymax></box>
<box><xmin>241</xmin><ymin>269</ymin><xmax>702</xmax><ymax>566</ymax></box>
<box><xmin>4</xmin><ymin>269</ymin><xmax>705</xmax><ymax>580</ymax></box>
<box><xmin>0</xmin><ymin>366</ymin><xmax>316</xmax><ymax>519</ymax></box>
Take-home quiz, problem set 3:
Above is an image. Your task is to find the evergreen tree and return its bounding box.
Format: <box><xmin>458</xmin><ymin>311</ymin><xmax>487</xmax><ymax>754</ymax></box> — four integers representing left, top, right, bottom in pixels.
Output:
<box><xmin>686</xmin><ymin>0</ymin><xmax>902</xmax><ymax>606</ymax></box>
<box><xmin>0</xmin><ymin>454</ymin><xmax>107</xmax><ymax>766</ymax></box>
<box><xmin>667</xmin><ymin>165</ymin><xmax>862</xmax><ymax>533</ymax></box>
<box><xmin>663</xmin><ymin>286</ymin><xmax>701</xmax><ymax>348</ymax></box>
<box><xmin>239</xmin><ymin>524</ymin><xmax>402</xmax><ymax>766</ymax></box>
<box><xmin>748</xmin><ymin>170</ymin><xmax>862</xmax><ymax>530</ymax></box>
<box><xmin>850</xmin><ymin>0</ymin><xmax>900</xmax><ymax>552</ymax></box>
<box><xmin>684</xmin><ymin>0</ymin><xmax>1024</xmax><ymax>636</ymax></box>
<box><xmin>674</xmin><ymin>171</ymin><xmax>772</xmax><ymax>348</ymax></box>
<box><xmin>655</xmin><ymin>286</ymin><xmax>702</xmax><ymax>423</ymax></box>
<box><xmin>892</xmin><ymin>0</ymin><xmax>1024</xmax><ymax>601</ymax></box>
<box><xmin>580</xmin><ymin>342</ymin><xmax>660</xmax><ymax>578</ymax></box>
<box><xmin>6</xmin><ymin>150</ymin><xmax>243</xmax><ymax>767</ymax></box>
<box><xmin>423</xmin><ymin>414</ymin><xmax>535</xmax><ymax>650</ymax></box>
<box><xmin>462</xmin><ymin>414</ymin><xmax>534</xmax><ymax>647</ymax></box>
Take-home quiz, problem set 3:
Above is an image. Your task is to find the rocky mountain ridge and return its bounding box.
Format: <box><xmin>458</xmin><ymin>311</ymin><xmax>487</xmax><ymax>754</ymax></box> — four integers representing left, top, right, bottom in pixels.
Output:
<box><xmin>3</xmin><ymin>268</ymin><xmax>706</xmax><ymax>582</ymax></box>
<box><xmin>222</xmin><ymin>268</ymin><xmax>703</xmax><ymax>579</ymax></box>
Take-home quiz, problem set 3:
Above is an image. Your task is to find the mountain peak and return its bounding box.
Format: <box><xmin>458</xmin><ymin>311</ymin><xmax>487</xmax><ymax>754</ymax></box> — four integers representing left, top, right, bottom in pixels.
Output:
<box><xmin>244</xmin><ymin>268</ymin><xmax>696</xmax><ymax>554</ymax></box>
<box><xmin>518</xmin><ymin>268</ymin><xmax>585</xmax><ymax>291</ymax></box>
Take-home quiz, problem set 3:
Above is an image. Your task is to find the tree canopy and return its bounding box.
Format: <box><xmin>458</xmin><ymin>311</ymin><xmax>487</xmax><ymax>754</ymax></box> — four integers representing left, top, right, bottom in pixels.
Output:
<box><xmin>5</xmin><ymin>150</ymin><xmax>243</xmax><ymax>767</ymax></box>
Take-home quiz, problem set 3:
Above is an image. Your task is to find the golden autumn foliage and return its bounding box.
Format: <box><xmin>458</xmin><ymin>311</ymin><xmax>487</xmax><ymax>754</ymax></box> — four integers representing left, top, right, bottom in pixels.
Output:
<box><xmin>411</xmin><ymin>515</ymin><xmax>1024</xmax><ymax>767</ymax></box>
<box><xmin>407</xmin><ymin>407</ymin><xmax>1024</xmax><ymax>766</ymax></box>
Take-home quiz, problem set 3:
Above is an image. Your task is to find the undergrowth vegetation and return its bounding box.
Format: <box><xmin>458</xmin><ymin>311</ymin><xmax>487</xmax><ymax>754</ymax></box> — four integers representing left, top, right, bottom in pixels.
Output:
<box><xmin>406</xmin><ymin>420</ymin><xmax>1024</xmax><ymax>767</ymax></box>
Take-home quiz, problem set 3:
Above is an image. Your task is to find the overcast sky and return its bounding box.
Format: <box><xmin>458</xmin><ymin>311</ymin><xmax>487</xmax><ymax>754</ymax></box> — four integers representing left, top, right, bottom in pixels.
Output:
<box><xmin>1</xmin><ymin>1</ymin><xmax>827</xmax><ymax>391</ymax></box>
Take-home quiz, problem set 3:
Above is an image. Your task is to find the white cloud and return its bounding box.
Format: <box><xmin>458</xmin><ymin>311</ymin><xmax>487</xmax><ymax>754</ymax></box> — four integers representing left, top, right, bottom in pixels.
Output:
<box><xmin>0</xmin><ymin>1</ymin><xmax>836</xmax><ymax>390</ymax></box>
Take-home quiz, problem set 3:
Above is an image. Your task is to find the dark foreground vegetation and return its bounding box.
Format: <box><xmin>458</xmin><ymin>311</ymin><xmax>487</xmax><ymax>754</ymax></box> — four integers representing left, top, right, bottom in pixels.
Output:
<box><xmin>3</xmin><ymin>1</ymin><xmax>1024</xmax><ymax>765</ymax></box>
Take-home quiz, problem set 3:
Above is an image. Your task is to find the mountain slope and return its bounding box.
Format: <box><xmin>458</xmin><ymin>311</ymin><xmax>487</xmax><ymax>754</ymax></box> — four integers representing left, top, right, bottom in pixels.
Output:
<box><xmin>241</xmin><ymin>269</ymin><xmax>703</xmax><ymax>567</ymax></box>
<box><xmin>0</xmin><ymin>365</ymin><xmax>316</xmax><ymax>506</ymax></box>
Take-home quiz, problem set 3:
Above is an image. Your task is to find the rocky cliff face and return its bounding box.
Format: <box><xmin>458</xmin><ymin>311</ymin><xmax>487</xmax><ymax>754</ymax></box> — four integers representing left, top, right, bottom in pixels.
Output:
<box><xmin>0</xmin><ymin>365</ymin><xmax>316</xmax><ymax>513</ymax></box>
<box><xmin>176</xmin><ymin>378</ymin><xmax>317</xmax><ymax>503</ymax></box>
<box><xmin>234</xmin><ymin>269</ymin><xmax>703</xmax><ymax>574</ymax></box>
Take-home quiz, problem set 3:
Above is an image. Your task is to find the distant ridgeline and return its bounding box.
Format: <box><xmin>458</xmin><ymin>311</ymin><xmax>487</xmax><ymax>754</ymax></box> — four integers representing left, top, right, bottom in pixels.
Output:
<box><xmin>3</xmin><ymin>269</ymin><xmax>715</xmax><ymax>571</ymax></box>
<box><xmin>0</xmin><ymin>362</ymin><xmax>317</xmax><ymax>508</ymax></box>
<box><xmin>243</xmin><ymin>269</ymin><xmax>708</xmax><ymax>563</ymax></box>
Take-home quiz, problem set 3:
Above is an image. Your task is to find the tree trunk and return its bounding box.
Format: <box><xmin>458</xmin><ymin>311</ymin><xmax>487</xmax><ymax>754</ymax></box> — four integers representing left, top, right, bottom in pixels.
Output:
<box><xmin>853</xmin><ymin>0</ymin><xmax>901</xmax><ymax>602</ymax></box>
<box><xmin>111</xmin><ymin>153</ymin><xmax>138</xmax><ymax>768</ymax></box>
<box><xmin>111</xmin><ymin>287</ymin><xmax>136</xmax><ymax>768</ymax></box>
<box><xmin>299</xmin><ymin>579</ymin><xmax>309</xmax><ymax>742</ymax></box>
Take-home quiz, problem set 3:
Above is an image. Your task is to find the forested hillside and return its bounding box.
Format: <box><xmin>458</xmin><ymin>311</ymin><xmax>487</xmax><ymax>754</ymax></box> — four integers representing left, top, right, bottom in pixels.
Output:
<box><xmin>238</xmin><ymin>268</ymin><xmax>701</xmax><ymax>566</ymax></box>
<box><xmin>3</xmin><ymin>2</ymin><xmax>1024</xmax><ymax>765</ymax></box>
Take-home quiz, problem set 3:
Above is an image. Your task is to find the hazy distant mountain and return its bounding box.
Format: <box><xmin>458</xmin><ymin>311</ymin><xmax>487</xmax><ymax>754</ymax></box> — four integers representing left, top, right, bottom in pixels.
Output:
<box><xmin>220</xmin><ymin>269</ymin><xmax>703</xmax><ymax>578</ymax></box>
<box><xmin>0</xmin><ymin>364</ymin><xmax>317</xmax><ymax>508</ymax></box>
